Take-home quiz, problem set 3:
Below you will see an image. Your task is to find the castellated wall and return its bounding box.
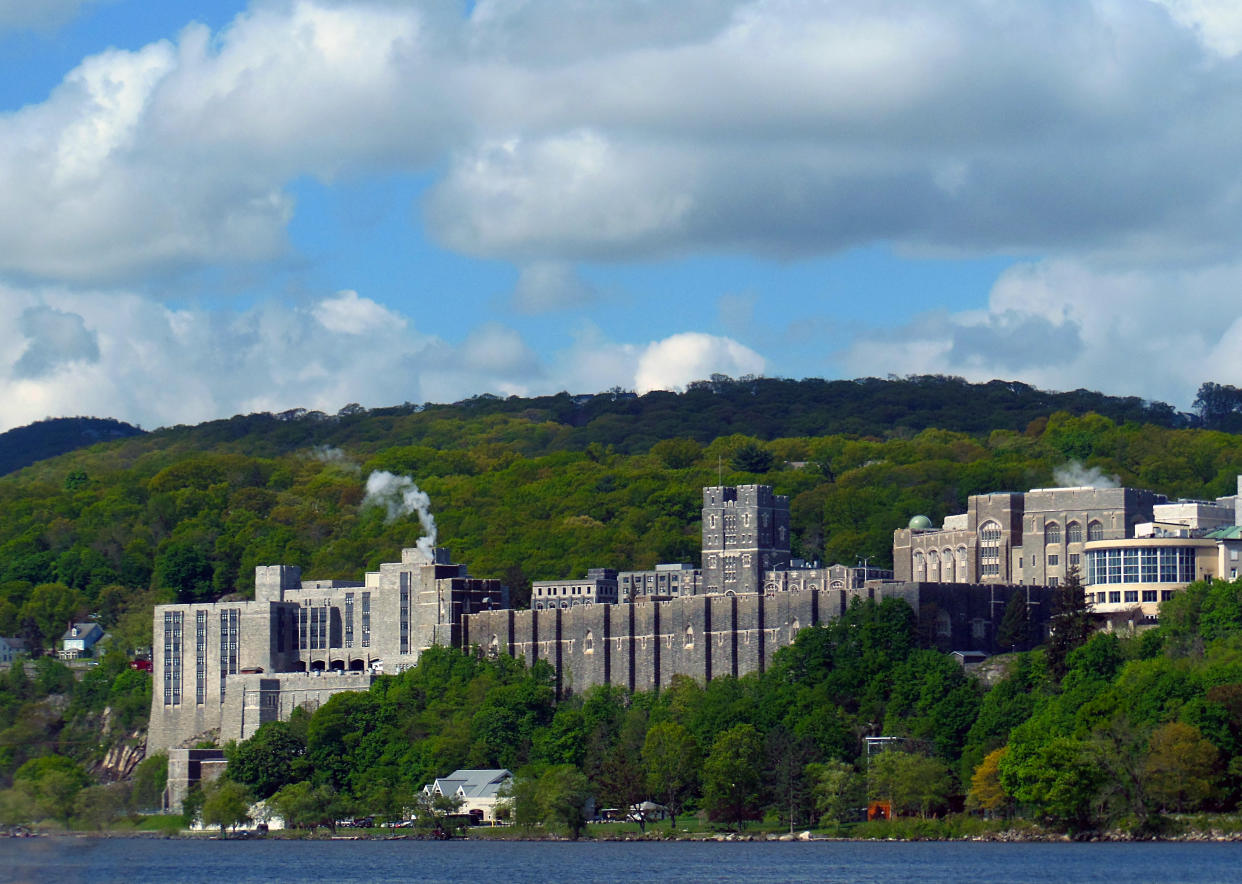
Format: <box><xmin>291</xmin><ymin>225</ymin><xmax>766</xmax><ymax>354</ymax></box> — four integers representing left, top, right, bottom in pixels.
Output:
<box><xmin>462</xmin><ymin>584</ymin><xmax>928</xmax><ymax>696</ymax></box>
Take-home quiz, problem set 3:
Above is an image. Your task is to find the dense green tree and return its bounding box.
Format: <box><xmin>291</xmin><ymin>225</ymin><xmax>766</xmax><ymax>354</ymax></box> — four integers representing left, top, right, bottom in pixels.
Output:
<box><xmin>19</xmin><ymin>583</ymin><xmax>85</xmax><ymax>649</ymax></box>
<box><xmin>227</xmin><ymin>721</ymin><xmax>308</xmax><ymax>799</ymax></box>
<box><xmin>999</xmin><ymin>735</ymin><xmax>1102</xmax><ymax>829</ymax></box>
<box><xmin>702</xmin><ymin>723</ymin><xmax>764</xmax><ymax>830</ymax></box>
<box><xmin>201</xmin><ymin>778</ymin><xmax>252</xmax><ymax>833</ymax></box>
<box><xmin>14</xmin><ymin>755</ymin><xmax>88</xmax><ymax>828</ymax></box>
<box><xmin>806</xmin><ymin>760</ymin><xmax>863</xmax><ymax>825</ymax></box>
<box><xmin>867</xmin><ymin>751</ymin><xmax>953</xmax><ymax>818</ymax></box>
<box><xmin>270</xmin><ymin>781</ymin><xmax>341</xmax><ymax>832</ymax></box>
<box><xmin>155</xmin><ymin>541</ymin><xmax>215</xmax><ymax>604</ymax></box>
<box><xmin>642</xmin><ymin>720</ymin><xmax>700</xmax><ymax>829</ymax></box>
<box><xmin>537</xmin><ymin>764</ymin><xmax>593</xmax><ymax>839</ymax></box>
<box><xmin>131</xmin><ymin>753</ymin><xmax>168</xmax><ymax>811</ymax></box>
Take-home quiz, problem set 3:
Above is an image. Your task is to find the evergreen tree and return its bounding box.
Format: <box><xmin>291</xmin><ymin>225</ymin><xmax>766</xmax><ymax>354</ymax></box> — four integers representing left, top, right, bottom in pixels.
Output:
<box><xmin>1046</xmin><ymin>566</ymin><xmax>1093</xmax><ymax>682</ymax></box>
<box><xmin>997</xmin><ymin>591</ymin><xmax>1030</xmax><ymax>652</ymax></box>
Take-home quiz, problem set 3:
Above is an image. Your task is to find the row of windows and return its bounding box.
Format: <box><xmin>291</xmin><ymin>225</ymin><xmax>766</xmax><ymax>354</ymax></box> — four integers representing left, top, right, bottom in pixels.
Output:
<box><xmin>1086</xmin><ymin>547</ymin><xmax>1197</xmax><ymax>585</ymax></box>
<box><xmin>1093</xmin><ymin>589</ymin><xmax>1176</xmax><ymax>604</ymax></box>
<box><xmin>1042</xmin><ymin>522</ymin><xmax>1099</xmax><ymax>545</ymax></box>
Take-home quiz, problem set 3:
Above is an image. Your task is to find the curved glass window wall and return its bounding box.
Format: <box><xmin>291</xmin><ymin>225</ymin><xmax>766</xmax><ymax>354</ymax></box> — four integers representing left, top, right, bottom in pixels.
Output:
<box><xmin>1086</xmin><ymin>547</ymin><xmax>1196</xmax><ymax>585</ymax></box>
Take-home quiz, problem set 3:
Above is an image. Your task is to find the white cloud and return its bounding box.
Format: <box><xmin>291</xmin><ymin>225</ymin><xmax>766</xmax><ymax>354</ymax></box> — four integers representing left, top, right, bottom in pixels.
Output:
<box><xmin>312</xmin><ymin>289</ymin><xmax>406</xmax><ymax>335</ymax></box>
<box><xmin>1150</xmin><ymin>0</ymin><xmax>1242</xmax><ymax>55</ymax></box>
<box><xmin>2</xmin><ymin>1</ymin><xmax>1241</xmax><ymax>281</ymax></box>
<box><xmin>634</xmin><ymin>332</ymin><xmax>765</xmax><ymax>394</ymax></box>
<box><xmin>0</xmin><ymin>283</ymin><xmax>768</xmax><ymax>433</ymax></box>
<box><xmin>839</xmin><ymin>258</ymin><xmax>1242</xmax><ymax>407</ymax></box>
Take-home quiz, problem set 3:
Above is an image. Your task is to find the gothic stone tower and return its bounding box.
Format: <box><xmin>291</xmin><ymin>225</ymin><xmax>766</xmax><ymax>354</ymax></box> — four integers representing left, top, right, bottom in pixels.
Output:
<box><xmin>701</xmin><ymin>485</ymin><xmax>791</xmax><ymax>594</ymax></box>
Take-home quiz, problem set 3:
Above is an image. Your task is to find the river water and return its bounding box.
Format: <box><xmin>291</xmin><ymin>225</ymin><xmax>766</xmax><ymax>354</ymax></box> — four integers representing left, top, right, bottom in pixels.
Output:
<box><xmin>1</xmin><ymin>837</ymin><xmax>1238</xmax><ymax>884</ymax></box>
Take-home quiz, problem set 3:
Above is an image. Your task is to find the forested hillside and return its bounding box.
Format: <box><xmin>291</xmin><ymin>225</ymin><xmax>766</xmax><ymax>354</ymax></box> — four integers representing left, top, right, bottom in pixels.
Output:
<box><xmin>2</xmin><ymin>391</ymin><xmax>1241</xmax><ymax>655</ymax></box>
<box><xmin>0</xmin><ymin>417</ymin><xmax>144</xmax><ymax>476</ymax></box>
<box><xmin>1</xmin><ymin>376</ymin><xmax>1241</xmax><ymax>833</ymax></box>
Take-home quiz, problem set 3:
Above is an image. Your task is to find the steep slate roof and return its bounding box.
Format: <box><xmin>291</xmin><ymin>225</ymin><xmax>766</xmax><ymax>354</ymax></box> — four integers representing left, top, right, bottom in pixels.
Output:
<box><xmin>426</xmin><ymin>769</ymin><xmax>512</xmax><ymax>800</ymax></box>
<box><xmin>61</xmin><ymin>622</ymin><xmax>104</xmax><ymax>642</ymax></box>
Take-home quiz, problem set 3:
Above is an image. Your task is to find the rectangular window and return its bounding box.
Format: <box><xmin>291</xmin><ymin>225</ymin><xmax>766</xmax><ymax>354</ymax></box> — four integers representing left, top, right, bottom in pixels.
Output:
<box><xmin>1161</xmin><ymin>590</ymin><xmax>1176</xmax><ymax>601</ymax></box>
<box><xmin>163</xmin><ymin>611</ymin><xmax>183</xmax><ymax>706</ymax></box>
<box><xmin>299</xmin><ymin>602</ymin><xmax>310</xmax><ymax>650</ymax></box>
<box><xmin>361</xmin><ymin>592</ymin><xmax>371</xmax><ymax>648</ymax></box>
<box><xmin>219</xmin><ymin>609</ymin><xmax>238</xmax><ymax>698</ymax></box>
<box><xmin>1141</xmin><ymin>590</ymin><xmax>1157</xmax><ymax>602</ymax></box>
<box><xmin>1124</xmin><ymin>590</ymin><xmax>1139</xmax><ymax>603</ymax></box>
<box><xmin>1049</xmin><ymin>554</ymin><xmax>1059</xmax><ymax>566</ymax></box>
<box><xmin>1095</xmin><ymin>592</ymin><xmax>1107</xmax><ymax>604</ymax></box>
<box><xmin>722</xmin><ymin>557</ymin><xmax>738</xmax><ymax>583</ymax></box>
<box><xmin>1069</xmin><ymin>553</ymin><xmax>1080</xmax><ymax>567</ymax></box>
<box><xmin>195</xmin><ymin>610</ymin><xmax>207</xmax><ymax>705</ymax></box>
<box><xmin>1109</xmin><ymin>591</ymin><xmax>1122</xmax><ymax>603</ymax></box>
<box><xmin>344</xmin><ymin>593</ymin><xmax>354</xmax><ymax>649</ymax></box>
<box><xmin>723</xmin><ymin>514</ymin><xmax>737</xmax><ymax>546</ymax></box>
<box><xmin>1140</xmin><ymin>548</ymin><xmax>1158</xmax><ymax>583</ymax></box>
<box><xmin>1049</xmin><ymin>576</ymin><xmax>1059</xmax><ymax>586</ymax></box>
<box><xmin>400</xmin><ymin>576</ymin><xmax>411</xmax><ymax>654</ymax></box>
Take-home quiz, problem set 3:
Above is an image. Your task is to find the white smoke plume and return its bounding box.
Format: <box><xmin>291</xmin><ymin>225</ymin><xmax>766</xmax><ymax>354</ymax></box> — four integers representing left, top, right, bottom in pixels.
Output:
<box><xmin>1053</xmin><ymin>461</ymin><xmax>1120</xmax><ymax>489</ymax></box>
<box><xmin>363</xmin><ymin>470</ymin><xmax>438</xmax><ymax>556</ymax></box>
<box><xmin>309</xmin><ymin>445</ymin><xmax>360</xmax><ymax>473</ymax></box>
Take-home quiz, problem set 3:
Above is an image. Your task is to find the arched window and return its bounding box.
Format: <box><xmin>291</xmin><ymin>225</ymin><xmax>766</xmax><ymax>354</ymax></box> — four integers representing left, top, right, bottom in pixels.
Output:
<box><xmin>789</xmin><ymin>618</ymin><xmax>801</xmax><ymax>642</ymax></box>
<box><xmin>684</xmin><ymin>625</ymin><xmax>695</xmax><ymax>649</ymax></box>
<box><xmin>979</xmin><ymin>521</ymin><xmax>1002</xmax><ymax>577</ymax></box>
<box><xmin>1088</xmin><ymin>521</ymin><xmax>1104</xmax><ymax>542</ymax></box>
<box><xmin>584</xmin><ymin>630</ymin><xmax>594</xmax><ymax>654</ymax></box>
<box><xmin>913</xmin><ymin>551</ymin><xmax>926</xmax><ymax>580</ymax></box>
<box><xmin>927</xmin><ymin>549</ymin><xmax>940</xmax><ymax>581</ymax></box>
<box><xmin>942</xmin><ymin>548</ymin><xmax>955</xmax><ymax>583</ymax></box>
<box><xmin>1067</xmin><ymin>521</ymin><xmax>1083</xmax><ymax>544</ymax></box>
<box><xmin>1045</xmin><ymin>522</ymin><xmax>1061</xmax><ymax>545</ymax></box>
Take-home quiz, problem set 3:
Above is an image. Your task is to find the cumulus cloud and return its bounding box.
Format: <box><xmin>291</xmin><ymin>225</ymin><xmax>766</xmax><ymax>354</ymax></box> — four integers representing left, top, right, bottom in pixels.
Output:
<box><xmin>0</xmin><ymin>283</ymin><xmax>761</xmax><ymax>433</ymax></box>
<box><xmin>839</xmin><ymin>257</ymin><xmax>1242</xmax><ymax>407</ymax></box>
<box><xmin>2</xmin><ymin>1</ymin><xmax>1242</xmax><ymax>281</ymax></box>
<box><xmin>13</xmin><ymin>305</ymin><xmax>100</xmax><ymax>379</ymax></box>
<box><xmin>635</xmin><ymin>332</ymin><xmax>765</xmax><ymax>394</ymax></box>
<box><xmin>312</xmin><ymin>289</ymin><xmax>405</xmax><ymax>335</ymax></box>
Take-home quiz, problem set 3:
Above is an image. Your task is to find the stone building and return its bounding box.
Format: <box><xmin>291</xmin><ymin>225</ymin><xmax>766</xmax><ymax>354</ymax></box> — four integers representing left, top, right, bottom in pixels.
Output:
<box><xmin>149</xmin><ymin>546</ymin><xmax>505</xmax><ymax>753</ymax></box>
<box><xmin>464</xmin><ymin>581</ymin><xmax>1051</xmax><ymax>698</ymax></box>
<box><xmin>700</xmin><ymin>484</ymin><xmax>791</xmax><ymax>594</ymax></box>
<box><xmin>893</xmin><ymin>486</ymin><xmax>1170</xmax><ymax>586</ymax></box>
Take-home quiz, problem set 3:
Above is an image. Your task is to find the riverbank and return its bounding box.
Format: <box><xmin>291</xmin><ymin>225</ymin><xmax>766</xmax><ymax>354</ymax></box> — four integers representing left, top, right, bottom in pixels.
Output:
<box><xmin>8</xmin><ymin>813</ymin><xmax>1242</xmax><ymax>844</ymax></box>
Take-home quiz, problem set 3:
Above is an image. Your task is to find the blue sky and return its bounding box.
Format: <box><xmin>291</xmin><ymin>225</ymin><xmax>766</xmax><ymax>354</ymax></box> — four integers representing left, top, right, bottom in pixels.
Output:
<box><xmin>1</xmin><ymin>0</ymin><xmax>1241</xmax><ymax>432</ymax></box>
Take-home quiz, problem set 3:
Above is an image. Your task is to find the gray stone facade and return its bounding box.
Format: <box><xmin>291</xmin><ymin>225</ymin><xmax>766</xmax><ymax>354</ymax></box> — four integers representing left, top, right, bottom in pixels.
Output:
<box><xmin>701</xmin><ymin>484</ymin><xmax>791</xmax><ymax>594</ymax></box>
<box><xmin>463</xmin><ymin>581</ymin><xmax>1052</xmax><ymax>697</ymax></box>
<box><xmin>149</xmin><ymin>546</ymin><xmax>505</xmax><ymax>753</ymax></box>
<box><xmin>893</xmin><ymin>486</ymin><xmax>1168</xmax><ymax>586</ymax></box>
